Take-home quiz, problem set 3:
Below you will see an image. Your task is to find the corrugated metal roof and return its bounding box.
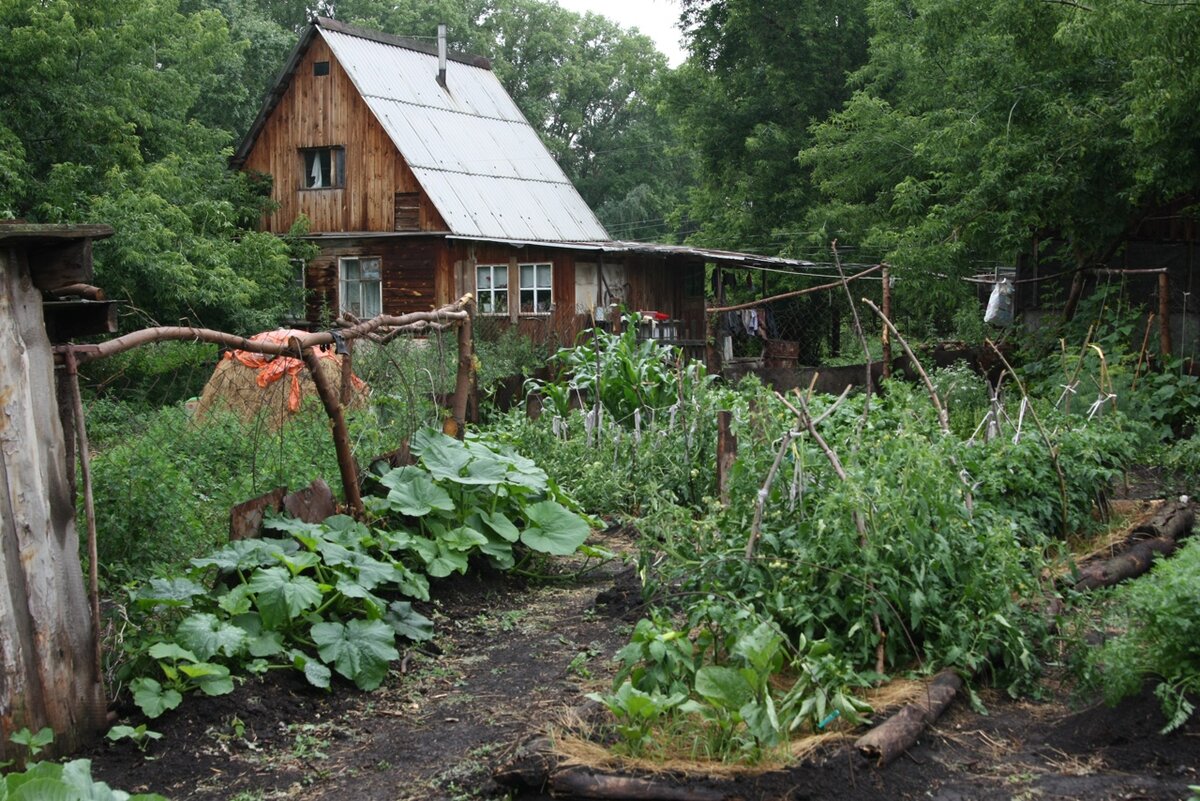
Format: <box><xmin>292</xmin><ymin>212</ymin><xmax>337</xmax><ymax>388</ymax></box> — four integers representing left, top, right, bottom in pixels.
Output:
<box><xmin>444</xmin><ymin>236</ymin><xmax>844</xmax><ymax>271</ymax></box>
<box><xmin>320</xmin><ymin>26</ymin><xmax>609</xmax><ymax>242</ymax></box>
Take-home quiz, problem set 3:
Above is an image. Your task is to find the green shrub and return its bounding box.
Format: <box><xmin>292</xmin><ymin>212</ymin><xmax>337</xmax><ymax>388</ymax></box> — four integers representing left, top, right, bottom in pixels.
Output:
<box><xmin>1085</xmin><ymin>537</ymin><xmax>1200</xmax><ymax>732</ymax></box>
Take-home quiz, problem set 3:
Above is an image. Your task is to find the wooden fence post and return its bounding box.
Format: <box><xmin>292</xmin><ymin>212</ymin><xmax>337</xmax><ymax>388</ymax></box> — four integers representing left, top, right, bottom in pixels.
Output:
<box><xmin>299</xmin><ymin>341</ymin><xmax>365</xmax><ymax>520</ymax></box>
<box><xmin>717</xmin><ymin>410</ymin><xmax>737</xmax><ymax>505</ymax></box>
<box><xmin>881</xmin><ymin>264</ymin><xmax>892</xmax><ymax>380</ymax></box>
<box><xmin>1160</xmin><ymin>271</ymin><xmax>1173</xmax><ymax>359</ymax></box>
<box><xmin>452</xmin><ymin>295</ymin><xmax>477</xmax><ymax>436</ymax></box>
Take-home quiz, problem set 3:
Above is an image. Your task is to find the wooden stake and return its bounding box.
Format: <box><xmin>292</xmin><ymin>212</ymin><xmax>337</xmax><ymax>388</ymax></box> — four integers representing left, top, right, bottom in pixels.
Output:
<box><xmin>881</xmin><ymin>264</ymin><xmax>892</xmax><ymax>380</ymax></box>
<box><xmin>63</xmin><ymin>347</ymin><xmax>103</xmax><ymax>688</ymax></box>
<box><xmin>298</xmin><ymin>340</ymin><xmax>364</xmax><ymax>520</ymax></box>
<box><xmin>339</xmin><ymin>337</ymin><xmax>354</xmax><ymax>407</ymax></box>
<box><xmin>1132</xmin><ymin>312</ymin><xmax>1156</xmax><ymax>390</ymax></box>
<box><xmin>986</xmin><ymin>339</ymin><xmax>1070</xmax><ymax>537</ymax></box>
<box><xmin>861</xmin><ymin>298</ymin><xmax>949</xmax><ymax>434</ymax></box>
<box><xmin>716</xmin><ymin>410</ymin><xmax>737</xmax><ymax>506</ymax></box>
<box><xmin>452</xmin><ymin>295</ymin><xmax>477</xmax><ymax>436</ymax></box>
<box><xmin>1159</xmin><ymin>271</ymin><xmax>1173</xmax><ymax>359</ymax></box>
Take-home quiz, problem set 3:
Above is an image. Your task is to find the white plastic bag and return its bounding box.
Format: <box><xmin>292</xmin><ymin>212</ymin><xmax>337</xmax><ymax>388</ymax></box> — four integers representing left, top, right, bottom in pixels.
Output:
<box><xmin>984</xmin><ymin>278</ymin><xmax>1014</xmax><ymax>326</ymax></box>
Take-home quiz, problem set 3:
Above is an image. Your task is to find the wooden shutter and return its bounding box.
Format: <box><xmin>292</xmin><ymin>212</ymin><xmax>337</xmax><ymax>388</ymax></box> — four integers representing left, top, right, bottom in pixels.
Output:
<box><xmin>394</xmin><ymin>192</ymin><xmax>420</xmax><ymax>231</ymax></box>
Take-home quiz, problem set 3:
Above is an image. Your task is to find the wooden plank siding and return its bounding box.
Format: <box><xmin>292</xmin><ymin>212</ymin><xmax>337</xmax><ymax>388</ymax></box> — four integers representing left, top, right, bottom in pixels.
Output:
<box><xmin>622</xmin><ymin>255</ymin><xmax>707</xmax><ymax>340</ymax></box>
<box><xmin>305</xmin><ymin>236</ymin><xmax>440</xmax><ymax>320</ymax></box>
<box><xmin>241</xmin><ymin>36</ymin><xmax>446</xmax><ymax>235</ymax></box>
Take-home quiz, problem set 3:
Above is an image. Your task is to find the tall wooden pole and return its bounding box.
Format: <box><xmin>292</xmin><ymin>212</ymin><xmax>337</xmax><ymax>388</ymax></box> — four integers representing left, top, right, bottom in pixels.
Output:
<box><xmin>1159</xmin><ymin>271</ymin><xmax>1173</xmax><ymax>359</ymax></box>
<box><xmin>881</xmin><ymin>264</ymin><xmax>892</xmax><ymax>380</ymax></box>
<box><xmin>63</xmin><ymin>347</ymin><xmax>103</xmax><ymax>689</ymax></box>
<box><xmin>298</xmin><ymin>341</ymin><xmax>364</xmax><ymax>519</ymax></box>
<box><xmin>452</xmin><ymin>295</ymin><xmax>477</xmax><ymax>436</ymax></box>
<box><xmin>716</xmin><ymin>410</ymin><xmax>737</xmax><ymax>506</ymax></box>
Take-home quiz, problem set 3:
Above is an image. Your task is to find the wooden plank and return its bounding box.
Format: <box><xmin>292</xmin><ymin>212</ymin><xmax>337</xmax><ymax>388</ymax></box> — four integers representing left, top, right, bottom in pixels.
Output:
<box><xmin>0</xmin><ymin>244</ymin><xmax>106</xmax><ymax>759</ymax></box>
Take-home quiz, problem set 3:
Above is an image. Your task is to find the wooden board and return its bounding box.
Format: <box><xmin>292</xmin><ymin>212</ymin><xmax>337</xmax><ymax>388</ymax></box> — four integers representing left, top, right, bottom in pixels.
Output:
<box><xmin>0</xmin><ymin>243</ymin><xmax>106</xmax><ymax>759</ymax></box>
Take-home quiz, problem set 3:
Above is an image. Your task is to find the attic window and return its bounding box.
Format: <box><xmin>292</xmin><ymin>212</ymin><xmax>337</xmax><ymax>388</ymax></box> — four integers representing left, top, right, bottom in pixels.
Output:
<box><xmin>313</xmin><ymin>61</ymin><xmax>330</xmax><ymax>76</ymax></box>
<box><xmin>301</xmin><ymin>146</ymin><xmax>344</xmax><ymax>189</ymax></box>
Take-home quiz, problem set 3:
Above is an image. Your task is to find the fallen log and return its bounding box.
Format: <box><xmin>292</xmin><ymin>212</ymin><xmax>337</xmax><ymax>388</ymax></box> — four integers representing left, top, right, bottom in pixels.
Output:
<box><xmin>494</xmin><ymin>737</ymin><xmax>729</xmax><ymax>801</ymax></box>
<box><xmin>1073</xmin><ymin>501</ymin><xmax>1194</xmax><ymax>591</ymax></box>
<box><xmin>550</xmin><ymin>768</ymin><xmax>727</xmax><ymax>801</ymax></box>
<box><xmin>1075</xmin><ymin>537</ymin><xmax>1182</xmax><ymax>590</ymax></box>
<box><xmin>854</xmin><ymin>669</ymin><xmax>962</xmax><ymax>767</ymax></box>
<box><xmin>1131</xmin><ymin>501</ymin><xmax>1194</xmax><ymax>541</ymax></box>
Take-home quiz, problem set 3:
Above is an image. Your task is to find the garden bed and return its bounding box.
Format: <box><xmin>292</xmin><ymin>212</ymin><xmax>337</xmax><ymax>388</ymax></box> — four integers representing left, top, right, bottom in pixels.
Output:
<box><xmin>88</xmin><ymin>527</ymin><xmax>1200</xmax><ymax>801</ymax></box>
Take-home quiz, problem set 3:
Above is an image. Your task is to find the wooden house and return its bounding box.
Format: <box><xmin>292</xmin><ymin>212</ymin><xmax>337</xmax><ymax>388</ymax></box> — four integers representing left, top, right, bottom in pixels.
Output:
<box><xmin>233</xmin><ymin>17</ymin><xmax>812</xmax><ymax>345</ymax></box>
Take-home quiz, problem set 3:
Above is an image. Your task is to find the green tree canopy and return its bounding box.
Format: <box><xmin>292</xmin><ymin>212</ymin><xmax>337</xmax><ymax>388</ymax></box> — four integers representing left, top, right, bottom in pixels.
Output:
<box><xmin>802</xmin><ymin>0</ymin><xmax>1200</xmax><ymax>283</ymax></box>
<box><xmin>0</xmin><ymin>0</ymin><xmax>298</xmax><ymax>332</ymax></box>
<box><xmin>667</xmin><ymin>0</ymin><xmax>869</xmax><ymax>256</ymax></box>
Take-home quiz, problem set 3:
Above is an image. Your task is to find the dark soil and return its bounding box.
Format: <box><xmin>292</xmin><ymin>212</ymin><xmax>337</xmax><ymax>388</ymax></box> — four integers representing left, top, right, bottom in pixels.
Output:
<box><xmin>88</xmin><ymin>528</ymin><xmax>1200</xmax><ymax>801</ymax></box>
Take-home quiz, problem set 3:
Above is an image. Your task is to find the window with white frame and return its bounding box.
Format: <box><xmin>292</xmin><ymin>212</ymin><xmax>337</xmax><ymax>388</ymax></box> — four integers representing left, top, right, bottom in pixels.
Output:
<box><xmin>475</xmin><ymin>264</ymin><xmax>508</xmax><ymax>315</ymax></box>
<box><xmin>339</xmin><ymin>257</ymin><xmax>382</xmax><ymax>318</ymax></box>
<box><xmin>519</xmin><ymin>262</ymin><xmax>552</xmax><ymax>314</ymax></box>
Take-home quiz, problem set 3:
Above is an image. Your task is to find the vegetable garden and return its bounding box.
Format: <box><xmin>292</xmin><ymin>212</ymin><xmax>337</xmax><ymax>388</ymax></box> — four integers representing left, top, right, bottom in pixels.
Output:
<box><xmin>15</xmin><ymin>289</ymin><xmax>1200</xmax><ymax>801</ymax></box>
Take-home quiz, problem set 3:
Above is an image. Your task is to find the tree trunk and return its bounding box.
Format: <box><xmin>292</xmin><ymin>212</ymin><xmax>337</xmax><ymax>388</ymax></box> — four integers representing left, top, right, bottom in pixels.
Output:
<box><xmin>0</xmin><ymin>244</ymin><xmax>106</xmax><ymax>760</ymax></box>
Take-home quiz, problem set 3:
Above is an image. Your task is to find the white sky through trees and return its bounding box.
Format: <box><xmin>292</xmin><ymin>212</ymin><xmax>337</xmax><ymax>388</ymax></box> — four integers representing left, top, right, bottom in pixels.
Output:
<box><xmin>553</xmin><ymin>0</ymin><xmax>685</xmax><ymax>66</ymax></box>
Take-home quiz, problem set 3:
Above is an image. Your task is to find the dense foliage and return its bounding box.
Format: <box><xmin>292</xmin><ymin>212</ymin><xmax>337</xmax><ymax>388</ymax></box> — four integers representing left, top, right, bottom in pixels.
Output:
<box><xmin>1085</xmin><ymin>538</ymin><xmax>1200</xmax><ymax>733</ymax></box>
<box><xmin>119</xmin><ymin>429</ymin><xmax>592</xmax><ymax>715</ymax></box>
<box><xmin>519</xmin><ymin>332</ymin><xmax>1144</xmax><ymax>759</ymax></box>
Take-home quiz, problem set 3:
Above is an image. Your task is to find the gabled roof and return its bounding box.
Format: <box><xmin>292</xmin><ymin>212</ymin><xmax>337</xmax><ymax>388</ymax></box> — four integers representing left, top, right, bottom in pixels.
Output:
<box><xmin>234</xmin><ymin>18</ymin><xmax>609</xmax><ymax>243</ymax></box>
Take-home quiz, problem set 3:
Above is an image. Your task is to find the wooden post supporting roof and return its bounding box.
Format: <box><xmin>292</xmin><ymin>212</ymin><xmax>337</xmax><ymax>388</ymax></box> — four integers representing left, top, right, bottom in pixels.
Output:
<box><xmin>0</xmin><ymin>223</ymin><xmax>113</xmax><ymax>760</ymax></box>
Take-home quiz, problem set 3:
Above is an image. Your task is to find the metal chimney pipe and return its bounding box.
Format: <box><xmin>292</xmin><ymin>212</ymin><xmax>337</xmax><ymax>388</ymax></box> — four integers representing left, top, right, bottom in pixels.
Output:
<box><xmin>437</xmin><ymin>23</ymin><xmax>447</xmax><ymax>88</ymax></box>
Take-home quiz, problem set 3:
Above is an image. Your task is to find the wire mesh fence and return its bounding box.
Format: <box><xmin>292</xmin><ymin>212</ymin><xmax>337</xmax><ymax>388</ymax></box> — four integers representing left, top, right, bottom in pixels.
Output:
<box><xmin>710</xmin><ymin>267</ymin><xmax>895</xmax><ymax>367</ymax></box>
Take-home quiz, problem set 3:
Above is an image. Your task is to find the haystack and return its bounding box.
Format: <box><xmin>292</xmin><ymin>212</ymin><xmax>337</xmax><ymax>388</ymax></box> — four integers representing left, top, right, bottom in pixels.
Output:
<box><xmin>194</xmin><ymin>330</ymin><xmax>368</xmax><ymax>428</ymax></box>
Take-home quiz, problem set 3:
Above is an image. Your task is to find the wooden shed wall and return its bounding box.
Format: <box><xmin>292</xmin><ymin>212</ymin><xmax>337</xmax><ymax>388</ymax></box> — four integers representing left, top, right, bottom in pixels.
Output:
<box><xmin>624</xmin><ymin>256</ymin><xmax>707</xmax><ymax>340</ymax></box>
<box><xmin>241</xmin><ymin>35</ymin><xmax>446</xmax><ymax>235</ymax></box>
<box><xmin>306</xmin><ymin>237</ymin><xmax>446</xmax><ymax>320</ymax></box>
<box><xmin>447</xmin><ymin>241</ymin><xmax>580</xmax><ymax>344</ymax></box>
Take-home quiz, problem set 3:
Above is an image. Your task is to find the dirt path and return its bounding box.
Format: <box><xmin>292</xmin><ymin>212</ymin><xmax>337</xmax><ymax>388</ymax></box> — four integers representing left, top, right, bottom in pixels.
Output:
<box><xmin>91</xmin><ymin>533</ymin><xmax>1200</xmax><ymax>801</ymax></box>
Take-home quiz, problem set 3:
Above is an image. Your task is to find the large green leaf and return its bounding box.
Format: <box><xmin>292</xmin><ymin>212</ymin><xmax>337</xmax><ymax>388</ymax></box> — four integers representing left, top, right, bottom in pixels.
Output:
<box><xmin>426</xmin><ymin>545</ymin><xmax>469</xmax><ymax>578</ymax></box>
<box><xmin>147</xmin><ymin>642</ymin><xmax>198</xmax><ymax>663</ymax></box>
<box><xmin>440</xmin><ymin>525</ymin><xmax>489</xmax><ymax>552</ymax></box>
<box><xmin>520</xmin><ymin>501</ymin><xmax>590</xmax><ymax>555</ymax></box>
<box><xmin>411</xmin><ymin>430</ymin><xmax>472</xmax><ymax>480</ymax></box>
<box><xmin>175</xmin><ymin>613</ymin><xmax>249</xmax><ymax>661</ymax></box>
<box><xmin>480</xmin><ymin>510</ymin><xmax>520</xmax><ymax>543</ymax></box>
<box><xmin>693</xmin><ymin>666</ymin><xmax>754</xmax><ymax>711</ymax></box>
<box><xmin>479</xmin><ymin>539</ymin><xmax>515</xmax><ymax>570</ymax></box>
<box><xmin>178</xmin><ymin>662</ymin><xmax>235</xmax><ymax>696</ymax></box>
<box><xmin>385</xmin><ymin>601</ymin><xmax>435</xmax><ymax>642</ymax></box>
<box><xmin>136</xmin><ymin>577</ymin><xmax>206</xmax><ymax>608</ymax></box>
<box><xmin>289</xmin><ymin>649</ymin><xmax>331</xmax><ymax>690</ymax></box>
<box><xmin>246</xmin><ymin>567</ymin><xmax>324</xmax><ymax>628</ymax></box>
<box><xmin>380</xmin><ymin>466</ymin><xmax>455</xmax><ymax>516</ymax></box>
<box><xmin>320</xmin><ymin>545</ymin><xmax>398</xmax><ymax>590</ymax></box>
<box><xmin>233</xmin><ymin>613</ymin><xmax>286</xmax><ymax>658</ymax></box>
<box><xmin>311</xmin><ymin>619</ymin><xmax>399</xmax><ymax>690</ymax></box>
<box><xmin>191</xmin><ymin>538</ymin><xmax>298</xmax><ymax>572</ymax></box>
<box><xmin>130</xmin><ymin>678</ymin><xmax>182</xmax><ymax>719</ymax></box>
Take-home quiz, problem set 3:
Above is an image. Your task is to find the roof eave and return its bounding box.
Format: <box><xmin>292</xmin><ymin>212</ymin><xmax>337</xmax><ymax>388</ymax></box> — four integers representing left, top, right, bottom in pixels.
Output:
<box><xmin>230</xmin><ymin>22</ymin><xmax>320</xmax><ymax>169</ymax></box>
